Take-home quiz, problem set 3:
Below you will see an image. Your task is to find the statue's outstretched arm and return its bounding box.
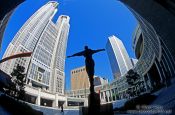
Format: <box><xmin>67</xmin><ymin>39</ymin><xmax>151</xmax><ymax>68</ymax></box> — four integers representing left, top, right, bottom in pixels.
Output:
<box><xmin>93</xmin><ymin>49</ymin><xmax>105</xmax><ymax>54</ymax></box>
<box><xmin>67</xmin><ymin>51</ymin><xmax>84</xmax><ymax>58</ymax></box>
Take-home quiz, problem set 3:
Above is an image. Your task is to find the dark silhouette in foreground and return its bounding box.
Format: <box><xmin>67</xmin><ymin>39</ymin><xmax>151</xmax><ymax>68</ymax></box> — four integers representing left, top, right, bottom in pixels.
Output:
<box><xmin>0</xmin><ymin>94</ymin><xmax>43</xmax><ymax>115</ymax></box>
<box><xmin>67</xmin><ymin>46</ymin><xmax>105</xmax><ymax>92</ymax></box>
<box><xmin>67</xmin><ymin>46</ymin><xmax>105</xmax><ymax>114</ymax></box>
<box><xmin>10</xmin><ymin>64</ymin><xmax>26</xmax><ymax>100</ymax></box>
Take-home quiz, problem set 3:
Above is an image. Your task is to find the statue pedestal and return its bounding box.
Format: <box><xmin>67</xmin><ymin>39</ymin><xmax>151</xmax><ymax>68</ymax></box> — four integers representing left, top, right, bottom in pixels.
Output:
<box><xmin>88</xmin><ymin>92</ymin><xmax>100</xmax><ymax>115</ymax></box>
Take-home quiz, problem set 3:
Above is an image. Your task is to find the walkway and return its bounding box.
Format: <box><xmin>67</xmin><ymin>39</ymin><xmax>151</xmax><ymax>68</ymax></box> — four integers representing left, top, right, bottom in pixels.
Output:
<box><xmin>30</xmin><ymin>104</ymin><xmax>79</xmax><ymax>115</ymax></box>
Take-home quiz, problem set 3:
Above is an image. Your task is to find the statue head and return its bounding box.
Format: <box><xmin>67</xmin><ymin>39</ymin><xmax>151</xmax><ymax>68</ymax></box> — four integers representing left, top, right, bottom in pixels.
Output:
<box><xmin>84</xmin><ymin>46</ymin><xmax>88</xmax><ymax>50</ymax></box>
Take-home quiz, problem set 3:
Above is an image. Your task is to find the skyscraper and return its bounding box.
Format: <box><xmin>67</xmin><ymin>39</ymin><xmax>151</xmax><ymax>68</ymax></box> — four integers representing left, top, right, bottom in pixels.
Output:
<box><xmin>0</xmin><ymin>1</ymin><xmax>70</xmax><ymax>95</ymax></box>
<box><xmin>106</xmin><ymin>35</ymin><xmax>133</xmax><ymax>78</ymax></box>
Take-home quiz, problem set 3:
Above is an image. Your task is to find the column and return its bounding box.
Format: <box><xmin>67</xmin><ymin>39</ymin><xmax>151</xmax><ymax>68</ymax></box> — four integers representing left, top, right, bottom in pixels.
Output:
<box><xmin>115</xmin><ymin>88</ymin><xmax>118</xmax><ymax>100</ymax></box>
<box><xmin>107</xmin><ymin>90</ymin><xmax>110</xmax><ymax>102</ymax></box>
<box><xmin>154</xmin><ymin>61</ymin><xmax>163</xmax><ymax>83</ymax></box>
<box><xmin>64</xmin><ymin>98</ymin><xmax>67</xmax><ymax>107</ymax></box>
<box><xmin>159</xmin><ymin>60</ymin><xmax>167</xmax><ymax>84</ymax></box>
<box><xmin>104</xmin><ymin>91</ymin><xmax>107</xmax><ymax>102</ymax></box>
<box><xmin>162</xmin><ymin>54</ymin><xmax>172</xmax><ymax>77</ymax></box>
<box><xmin>36</xmin><ymin>88</ymin><xmax>41</xmax><ymax>106</ymax></box>
<box><xmin>162</xmin><ymin>46</ymin><xmax>175</xmax><ymax>76</ymax></box>
<box><xmin>161</xmin><ymin>58</ymin><xmax>172</xmax><ymax>86</ymax></box>
<box><xmin>112</xmin><ymin>89</ymin><xmax>116</xmax><ymax>101</ymax></box>
<box><xmin>147</xmin><ymin>73</ymin><xmax>154</xmax><ymax>90</ymax></box>
<box><xmin>142</xmin><ymin>75</ymin><xmax>148</xmax><ymax>91</ymax></box>
<box><xmin>102</xmin><ymin>91</ymin><xmax>105</xmax><ymax>103</ymax></box>
<box><xmin>110</xmin><ymin>89</ymin><xmax>113</xmax><ymax>101</ymax></box>
<box><xmin>55</xmin><ymin>94</ymin><xmax>58</xmax><ymax>107</ymax></box>
<box><xmin>99</xmin><ymin>92</ymin><xmax>102</xmax><ymax>100</ymax></box>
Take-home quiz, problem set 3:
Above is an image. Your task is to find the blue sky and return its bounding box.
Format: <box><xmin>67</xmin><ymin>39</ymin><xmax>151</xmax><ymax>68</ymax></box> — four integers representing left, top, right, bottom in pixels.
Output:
<box><xmin>0</xmin><ymin>0</ymin><xmax>137</xmax><ymax>90</ymax></box>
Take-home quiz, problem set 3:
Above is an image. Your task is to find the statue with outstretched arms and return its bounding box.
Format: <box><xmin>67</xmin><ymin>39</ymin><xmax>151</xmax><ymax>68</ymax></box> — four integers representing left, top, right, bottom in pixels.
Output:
<box><xmin>67</xmin><ymin>46</ymin><xmax>105</xmax><ymax>92</ymax></box>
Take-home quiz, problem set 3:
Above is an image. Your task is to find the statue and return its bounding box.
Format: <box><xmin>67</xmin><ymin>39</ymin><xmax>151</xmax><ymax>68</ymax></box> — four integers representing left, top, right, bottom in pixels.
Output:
<box><xmin>67</xmin><ymin>46</ymin><xmax>105</xmax><ymax>114</ymax></box>
<box><xmin>67</xmin><ymin>46</ymin><xmax>105</xmax><ymax>93</ymax></box>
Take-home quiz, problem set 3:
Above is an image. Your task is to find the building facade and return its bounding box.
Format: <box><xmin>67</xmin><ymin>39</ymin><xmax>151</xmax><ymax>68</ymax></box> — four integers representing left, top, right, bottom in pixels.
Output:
<box><xmin>106</xmin><ymin>35</ymin><xmax>133</xmax><ymax>78</ymax></box>
<box><xmin>94</xmin><ymin>76</ymin><xmax>108</xmax><ymax>86</ymax></box>
<box><xmin>120</xmin><ymin>0</ymin><xmax>175</xmax><ymax>67</ymax></box>
<box><xmin>66</xmin><ymin>75</ymin><xmax>129</xmax><ymax>104</ymax></box>
<box><xmin>120</xmin><ymin>0</ymin><xmax>175</xmax><ymax>91</ymax></box>
<box><xmin>71</xmin><ymin>66</ymin><xmax>90</xmax><ymax>90</ymax></box>
<box><xmin>130</xmin><ymin>58</ymin><xmax>138</xmax><ymax>67</ymax></box>
<box><xmin>0</xmin><ymin>1</ymin><xmax>70</xmax><ymax>97</ymax></box>
<box><xmin>0</xmin><ymin>0</ymin><xmax>25</xmax><ymax>50</ymax></box>
<box><xmin>132</xmin><ymin>24</ymin><xmax>175</xmax><ymax>91</ymax></box>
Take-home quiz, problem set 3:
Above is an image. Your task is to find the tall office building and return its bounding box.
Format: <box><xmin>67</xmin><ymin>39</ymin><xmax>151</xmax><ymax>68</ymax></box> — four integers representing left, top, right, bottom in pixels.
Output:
<box><xmin>0</xmin><ymin>1</ymin><xmax>70</xmax><ymax>95</ymax></box>
<box><xmin>106</xmin><ymin>35</ymin><xmax>133</xmax><ymax>78</ymax></box>
<box><xmin>71</xmin><ymin>66</ymin><xmax>90</xmax><ymax>90</ymax></box>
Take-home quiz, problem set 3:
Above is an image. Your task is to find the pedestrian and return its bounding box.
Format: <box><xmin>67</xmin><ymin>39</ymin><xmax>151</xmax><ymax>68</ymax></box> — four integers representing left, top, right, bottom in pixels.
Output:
<box><xmin>61</xmin><ymin>105</ymin><xmax>64</xmax><ymax>113</ymax></box>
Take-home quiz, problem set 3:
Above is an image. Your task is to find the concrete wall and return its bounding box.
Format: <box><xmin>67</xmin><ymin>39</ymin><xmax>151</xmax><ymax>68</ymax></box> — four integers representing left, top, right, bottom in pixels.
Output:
<box><xmin>120</xmin><ymin>0</ymin><xmax>175</xmax><ymax>59</ymax></box>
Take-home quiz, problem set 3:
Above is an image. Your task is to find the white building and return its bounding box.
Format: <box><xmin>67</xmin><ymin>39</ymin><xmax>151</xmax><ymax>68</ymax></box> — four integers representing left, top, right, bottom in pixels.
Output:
<box><xmin>0</xmin><ymin>1</ymin><xmax>70</xmax><ymax>106</ymax></box>
<box><xmin>94</xmin><ymin>76</ymin><xmax>108</xmax><ymax>86</ymax></box>
<box><xmin>106</xmin><ymin>35</ymin><xmax>133</xmax><ymax>78</ymax></box>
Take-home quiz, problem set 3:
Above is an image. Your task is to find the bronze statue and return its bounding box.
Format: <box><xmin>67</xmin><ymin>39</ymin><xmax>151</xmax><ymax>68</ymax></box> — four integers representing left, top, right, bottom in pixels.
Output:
<box><xmin>67</xmin><ymin>46</ymin><xmax>105</xmax><ymax>93</ymax></box>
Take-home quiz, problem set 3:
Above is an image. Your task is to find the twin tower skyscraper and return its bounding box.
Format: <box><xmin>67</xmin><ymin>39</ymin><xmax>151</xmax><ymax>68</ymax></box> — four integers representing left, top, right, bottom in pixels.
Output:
<box><xmin>0</xmin><ymin>1</ymin><xmax>70</xmax><ymax>95</ymax></box>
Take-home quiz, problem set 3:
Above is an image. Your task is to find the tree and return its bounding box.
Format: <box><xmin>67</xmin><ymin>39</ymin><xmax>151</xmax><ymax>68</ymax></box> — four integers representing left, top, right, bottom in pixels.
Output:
<box><xmin>126</xmin><ymin>69</ymin><xmax>142</xmax><ymax>97</ymax></box>
<box><xmin>10</xmin><ymin>64</ymin><xmax>26</xmax><ymax>100</ymax></box>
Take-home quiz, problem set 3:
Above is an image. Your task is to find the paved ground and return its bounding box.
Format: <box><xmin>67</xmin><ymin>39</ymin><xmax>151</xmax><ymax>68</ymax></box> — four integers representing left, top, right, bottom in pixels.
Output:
<box><xmin>0</xmin><ymin>92</ymin><xmax>79</xmax><ymax>115</ymax></box>
<box><xmin>113</xmin><ymin>79</ymin><xmax>175</xmax><ymax>115</ymax></box>
<box><xmin>1</xmin><ymin>79</ymin><xmax>175</xmax><ymax>115</ymax></box>
<box><xmin>0</xmin><ymin>105</ymin><xmax>10</xmax><ymax>115</ymax></box>
<box><xmin>150</xmin><ymin>80</ymin><xmax>175</xmax><ymax>115</ymax></box>
<box><xmin>30</xmin><ymin>104</ymin><xmax>79</xmax><ymax>115</ymax></box>
<box><xmin>32</xmin><ymin>80</ymin><xmax>175</xmax><ymax>115</ymax></box>
<box><xmin>0</xmin><ymin>105</ymin><xmax>79</xmax><ymax>115</ymax></box>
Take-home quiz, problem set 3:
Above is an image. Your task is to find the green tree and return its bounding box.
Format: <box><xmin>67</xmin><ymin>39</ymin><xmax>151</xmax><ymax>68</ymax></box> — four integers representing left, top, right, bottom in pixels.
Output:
<box><xmin>10</xmin><ymin>64</ymin><xmax>26</xmax><ymax>100</ymax></box>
